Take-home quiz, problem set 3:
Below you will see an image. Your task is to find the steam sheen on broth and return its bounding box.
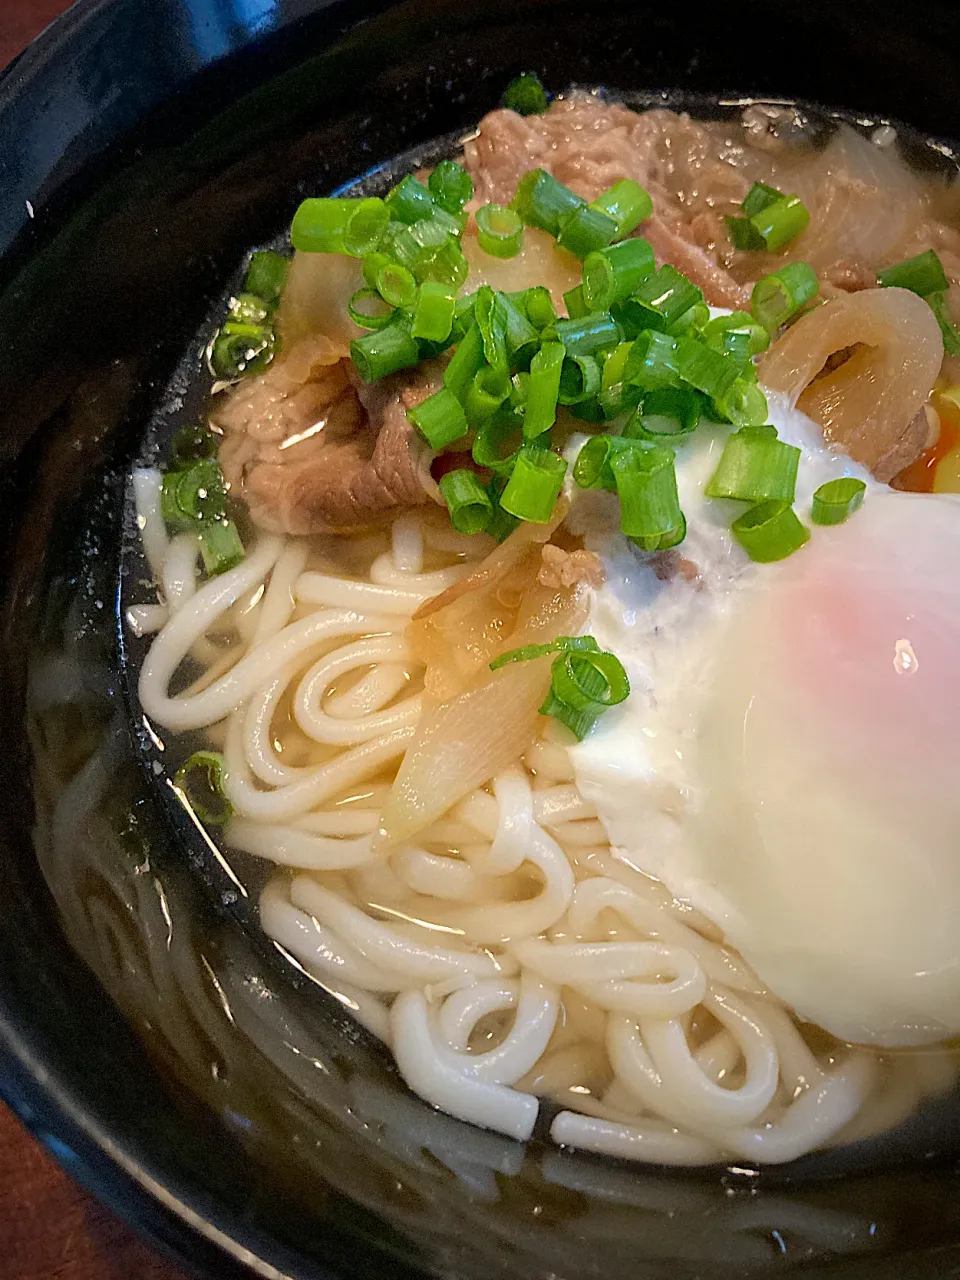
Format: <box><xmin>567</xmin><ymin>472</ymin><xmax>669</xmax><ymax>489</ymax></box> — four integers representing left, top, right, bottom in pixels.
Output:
<box><xmin>129</xmin><ymin>91</ymin><xmax>960</xmax><ymax>1167</ymax></box>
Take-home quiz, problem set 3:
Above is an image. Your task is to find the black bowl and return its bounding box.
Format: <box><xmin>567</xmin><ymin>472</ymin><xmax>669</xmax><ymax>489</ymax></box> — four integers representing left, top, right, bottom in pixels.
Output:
<box><xmin>3</xmin><ymin>2</ymin><xmax>960</xmax><ymax>1277</ymax></box>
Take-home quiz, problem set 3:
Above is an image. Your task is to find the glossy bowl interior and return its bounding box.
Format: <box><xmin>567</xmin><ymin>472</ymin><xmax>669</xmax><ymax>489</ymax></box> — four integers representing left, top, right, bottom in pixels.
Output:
<box><xmin>3</xmin><ymin>2</ymin><xmax>960</xmax><ymax>1277</ymax></box>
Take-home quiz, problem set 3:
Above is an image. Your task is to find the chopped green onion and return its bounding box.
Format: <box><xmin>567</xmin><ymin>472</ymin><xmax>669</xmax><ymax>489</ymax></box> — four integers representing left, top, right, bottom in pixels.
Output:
<box><xmin>444</xmin><ymin>323</ymin><xmax>486</xmax><ymax>401</ymax></box>
<box><xmin>363</xmin><ymin>253</ymin><xmax>417</xmax><ymax>308</ymax></box>
<box><xmin>668</xmin><ymin>301</ymin><xmax>711</xmax><ymax>339</ymax></box>
<box><xmin>387</xmin><ymin>218</ymin><xmax>467</xmax><ymax>286</ymax></box>
<box><xmin>428</xmin><ymin>160</ymin><xmax>474</xmax><ymax>216</ymax></box>
<box><xmin>749</xmin><ymin>195</ymin><xmax>810</xmax><ymax>252</ymax></box>
<box><xmin>174</xmin><ymin>750</ymin><xmax>233</xmax><ymax>825</ymax></box>
<box><xmin>625</xmin><ymin>387</ymin><xmax>703</xmax><ymax>440</ymax></box>
<box><xmin>751</xmin><ymin>261</ymin><xmax>819</xmax><ymax>331</ymax></box>
<box><xmin>631</xmin><ymin>511</ymin><xmax>687</xmax><ymax>553</ymax></box>
<box><xmin>589</xmin><ymin>179</ymin><xmax>653</xmax><ymax>238</ymax></box>
<box><xmin>563</xmin><ymin>284</ymin><xmax>590</xmax><ymax>319</ymax></box>
<box><xmin>597</xmin><ymin>341</ymin><xmax>644</xmax><ymax>418</ymax></box>
<box><xmin>629</xmin><ymin>265</ymin><xmax>704</xmax><ymax>332</ymax></box>
<box><xmin>170</xmin><ymin>423</ymin><xmax>217</xmax><ymax>467</ymax></box>
<box><xmin>673</xmin><ymin>334</ymin><xmax>739</xmax><ymax>403</ymax></box>
<box><xmin>509</xmin><ymin>371</ymin><xmax>529</xmax><ymax>410</ymax></box>
<box><xmin>624</xmin><ymin>330</ymin><xmax>681</xmax><ymax>390</ymax></box>
<box><xmin>877</xmin><ymin>248</ymin><xmax>949</xmax><ymax>296</ymax></box>
<box><xmin>556</xmin><ymin>204</ymin><xmax>618</xmax><ymax>259</ymax></box>
<box><xmin>411</xmin><ymin>281</ymin><xmax>457</xmax><ymax>343</ymax></box>
<box><xmin>210</xmin><ymin>323</ymin><xmax>275</xmax><ymax>379</ymax></box>
<box><xmin>742</xmin><ymin>181</ymin><xmax>784</xmax><ymax>217</ymax></box>
<box><xmin>558</xmin><ymin>354</ymin><xmax>601</xmax><ymax>405</ymax></box>
<box><xmin>500</xmin><ymin>294</ymin><xmax>539</xmax><ymax>365</ymax></box>
<box><xmin>465</xmin><ymin>365</ymin><xmax>511</xmax><ymax>422</ymax></box>
<box><xmin>490</xmin><ymin>634</ymin><xmax>600</xmax><ymax>670</ymax></box>
<box><xmin>243</xmin><ymin>250</ymin><xmax>289</xmax><ymax>304</ymax></box>
<box><xmin>350</xmin><ymin>315</ymin><xmax>421</xmax><ymax>382</ymax></box>
<box><xmin>539</xmin><ymin>647</ymin><xmax>630</xmax><ymax>740</ymax></box>
<box><xmin>473</xmin><ymin>410</ymin><xmax>523</xmax><ymax>475</ymax></box>
<box><xmin>725</xmin><ymin>215</ymin><xmax>766</xmax><ymax>252</ymax></box>
<box><xmin>385</xmin><ymin>175</ymin><xmax>437</xmax><ymax>225</ymax></box>
<box><xmin>502</xmin><ymin>72</ymin><xmax>549</xmax><ymax>116</ymax></box>
<box><xmin>499</xmin><ymin>443</ymin><xmax>567</xmax><ymax>521</ymax></box>
<box><xmin>486</xmin><ymin>476</ymin><xmax>521</xmax><ymax>542</ymax></box>
<box><xmin>811</xmin><ymin>477</ymin><xmax>867</xmax><ymax>525</ymax></box>
<box><xmin>475</xmin><ymin>286</ymin><xmax>510</xmax><ymax>374</ymax></box>
<box><xmin>610</xmin><ymin>444</ymin><xmax>684</xmax><ymax>548</ymax></box>
<box><xmin>582</xmin><ymin>238</ymin><xmax>655</xmax><ymax>311</ymax></box>
<box><xmin>227</xmin><ymin>292</ymin><xmax>270</xmax><ymax>325</ymax></box>
<box><xmin>439</xmin><ymin>469</ymin><xmax>494</xmax><ymax>534</ymax></box>
<box><xmin>712</xmin><ymin>377</ymin><xmax>769</xmax><ymax>429</ymax></box>
<box><xmin>291</xmin><ymin>196</ymin><xmax>388</xmax><ymax>256</ymax></box>
<box><xmin>523</xmin><ymin>341</ymin><xmax>565</xmax><ymax>438</ymax></box>
<box><xmin>167</xmin><ymin>458</ymin><xmax>228</xmax><ymax>524</ymax></box>
<box><xmin>732</xmin><ymin>500</ymin><xmax>809</xmax><ymax>563</ymax></box>
<box><xmin>476</xmin><ymin>204</ymin><xmax>524</xmax><ymax>258</ymax></box>
<box><xmin>928</xmin><ymin>291</ymin><xmax>960</xmax><ymax>356</ymax></box>
<box><xmin>199</xmin><ymin>517</ymin><xmax>245</xmax><ymax>576</ymax></box>
<box><xmin>702</xmin><ymin>310</ymin><xmax>771</xmax><ymax>356</ymax></box>
<box><xmin>544</xmin><ymin>312</ymin><xmax>622</xmax><ymax>358</ymax></box>
<box><xmin>407</xmin><ymin>387</ymin><xmax>469</xmax><ymax>449</ymax></box>
<box><xmin>573</xmin><ymin>433</ymin><xmax>642</xmax><ymax>491</ymax></box>
<box><xmin>514</xmin><ymin>285</ymin><xmax>557</xmax><ymax>331</ymax></box>
<box><xmin>348</xmin><ymin>287</ymin><xmax>395</xmax><ymax>330</ymax></box>
<box><xmin>706</xmin><ymin>427</ymin><xmax>800</xmax><ymax>503</ymax></box>
<box><xmin>512</xmin><ymin>169</ymin><xmax>585</xmax><ymax>237</ymax></box>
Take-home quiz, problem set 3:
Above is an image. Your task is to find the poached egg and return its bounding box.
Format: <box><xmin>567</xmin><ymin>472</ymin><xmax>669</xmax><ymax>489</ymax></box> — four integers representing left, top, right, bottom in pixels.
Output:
<box><xmin>567</xmin><ymin>389</ymin><xmax>960</xmax><ymax>1048</ymax></box>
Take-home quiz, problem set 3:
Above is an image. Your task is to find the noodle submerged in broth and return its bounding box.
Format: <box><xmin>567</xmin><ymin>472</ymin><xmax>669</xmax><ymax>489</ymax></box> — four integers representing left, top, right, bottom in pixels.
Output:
<box><xmin>128</xmin><ymin>88</ymin><xmax>960</xmax><ymax>1168</ymax></box>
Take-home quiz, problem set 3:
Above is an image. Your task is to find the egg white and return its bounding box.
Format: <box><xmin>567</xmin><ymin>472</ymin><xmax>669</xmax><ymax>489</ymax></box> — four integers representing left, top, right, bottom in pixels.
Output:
<box><xmin>565</xmin><ymin>385</ymin><xmax>960</xmax><ymax>1048</ymax></box>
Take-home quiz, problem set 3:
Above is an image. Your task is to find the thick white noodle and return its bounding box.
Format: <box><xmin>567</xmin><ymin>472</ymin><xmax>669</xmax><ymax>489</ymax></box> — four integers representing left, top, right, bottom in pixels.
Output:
<box><xmin>161</xmin><ymin>532</ymin><xmax>200</xmax><ymax>613</ymax></box>
<box><xmin>390</xmin><ymin>515</ymin><xmax>425</xmax><ymax>574</ymax></box>
<box><xmin>132</xmin><ymin>468</ymin><xmax>169</xmax><ymax>583</ymax></box>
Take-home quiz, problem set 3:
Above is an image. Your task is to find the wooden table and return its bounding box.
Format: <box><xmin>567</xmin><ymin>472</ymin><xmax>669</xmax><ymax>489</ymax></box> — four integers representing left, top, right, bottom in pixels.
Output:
<box><xmin>1</xmin><ymin>5</ymin><xmax>194</xmax><ymax>1278</ymax></box>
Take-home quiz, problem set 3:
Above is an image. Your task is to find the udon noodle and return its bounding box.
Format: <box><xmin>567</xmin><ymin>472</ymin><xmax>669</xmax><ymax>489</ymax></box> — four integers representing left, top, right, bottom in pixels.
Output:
<box><xmin>132</xmin><ymin>486</ymin><xmax>958</xmax><ymax>1165</ymax></box>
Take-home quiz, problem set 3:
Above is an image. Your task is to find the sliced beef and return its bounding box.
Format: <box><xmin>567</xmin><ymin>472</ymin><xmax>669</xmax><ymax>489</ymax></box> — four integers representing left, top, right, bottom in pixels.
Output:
<box><xmin>215</xmin><ymin>337</ymin><xmax>438</xmax><ymax>535</ymax></box>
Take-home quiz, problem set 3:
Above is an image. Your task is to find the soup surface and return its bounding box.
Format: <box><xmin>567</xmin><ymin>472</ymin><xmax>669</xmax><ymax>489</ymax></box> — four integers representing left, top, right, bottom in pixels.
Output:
<box><xmin>126</xmin><ymin>87</ymin><xmax>960</xmax><ymax>1168</ymax></box>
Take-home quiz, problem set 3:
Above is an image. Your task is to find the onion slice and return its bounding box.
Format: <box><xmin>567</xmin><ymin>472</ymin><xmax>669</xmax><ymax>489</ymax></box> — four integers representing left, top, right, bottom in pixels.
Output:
<box><xmin>759</xmin><ymin>287</ymin><xmax>943</xmax><ymax>481</ymax></box>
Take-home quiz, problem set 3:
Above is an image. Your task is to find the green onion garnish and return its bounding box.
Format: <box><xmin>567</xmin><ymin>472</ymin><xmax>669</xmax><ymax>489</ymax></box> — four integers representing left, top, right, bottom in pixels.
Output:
<box><xmin>632</xmin><ymin>512</ymin><xmax>687</xmax><ymax>552</ymax></box>
<box><xmin>811</xmin><ymin>477</ymin><xmax>867</xmax><ymax>525</ymax></box>
<box><xmin>610</xmin><ymin>444</ymin><xmax>684</xmax><ymax>549</ymax></box>
<box><xmin>625</xmin><ymin>386</ymin><xmax>703</xmax><ymax>440</ymax></box>
<box><xmin>629</xmin><ymin>264</ymin><xmax>704</xmax><ymax>332</ymax></box>
<box><xmin>348</xmin><ymin>287</ymin><xmax>395</xmax><ymax>330</ymax></box>
<box><xmin>439</xmin><ymin>469</ymin><xmax>494</xmax><ymax>534</ymax></box>
<box><xmin>706</xmin><ymin>427</ymin><xmax>800</xmax><ymax>503</ymax></box>
<box><xmin>522</xmin><ymin>341</ymin><xmax>565</xmax><ymax>438</ymax></box>
<box><xmin>674</xmin><ymin>336</ymin><xmax>738</xmax><ymax>400</ymax></box>
<box><xmin>544</xmin><ymin>312</ymin><xmax>621</xmax><ymax>358</ymax></box>
<box><xmin>702</xmin><ymin>310</ymin><xmax>771</xmax><ymax>356</ymax></box>
<box><xmin>558</xmin><ymin>353</ymin><xmax>601</xmax><ymax>406</ymax></box>
<box><xmin>476</xmin><ymin>204</ymin><xmax>524</xmax><ymax>258</ymax></box>
<box><xmin>589</xmin><ymin>179</ymin><xmax>653</xmax><ymax>238</ymax></box>
<box><xmin>407</xmin><ymin>387</ymin><xmax>468</xmax><ymax>450</ymax></box>
<box><xmin>712</xmin><ymin>377</ymin><xmax>769</xmax><ymax>429</ymax></box>
<box><xmin>465</xmin><ymin>365</ymin><xmax>511</xmax><ymax>422</ymax></box>
<box><xmin>512</xmin><ymin>169</ymin><xmax>585</xmax><ymax>237</ymax></box>
<box><xmin>582</xmin><ymin>238</ymin><xmax>655</xmax><ymax>311</ymax></box>
<box><xmin>563</xmin><ymin>284</ymin><xmax>590</xmax><ymax>319</ymax></box>
<box><xmin>210</xmin><ymin>323</ymin><xmax>275</xmax><ymax>379</ymax></box>
<box><xmin>291</xmin><ymin>196</ymin><xmax>388</xmax><ymax>256</ymax></box>
<box><xmin>444</xmin><ymin>323</ymin><xmax>486</xmax><ymax>401</ymax></box>
<box><xmin>502</xmin><ymin>72</ymin><xmax>549</xmax><ymax>116</ymax></box>
<box><xmin>556</xmin><ymin>204</ymin><xmax>618</xmax><ymax>260</ymax></box>
<box><xmin>624</xmin><ymin>330</ymin><xmax>681</xmax><ymax>390</ymax></box>
<box><xmin>499</xmin><ymin>443</ymin><xmax>567</xmax><ymax>521</ymax></box>
<box><xmin>473</xmin><ymin>410</ymin><xmax>522</xmax><ymax>475</ymax></box>
<box><xmin>163</xmin><ymin>458</ymin><xmax>227</xmax><ymax>526</ymax></box>
<box><xmin>573</xmin><ymin>434</ymin><xmax>641</xmax><ymax>491</ymax></box>
<box><xmin>877</xmin><ymin>248</ymin><xmax>950</xmax><ymax>296</ymax></box>
<box><xmin>500</xmin><ymin>294</ymin><xmax>539</xmax><ymax>365</ymax></box>
<box><xmin>732</xmin><ymin>500</ymin><xmax>809</xmax><ymax>563</ymax></box>
<box><xmin>411</xmin><ymin>281</ymin><xmax>457</xmax><ymax>343</ymax></box>
<box><xmin>475</xmin><ymin>286</ymin><xmax>510</xmax><ymax>375</ymax></box>
<box><xmin>741</xmin><ymin>181</ymin><xmax>784</xmax><ymax>217</ymax></box>
<box><xmin>199</xmin><ymin>517</ymin><xmax>245</xmax><ymax>576</ymax></box>
<box><xmin>428</xmin><ymin>160</ymin><xmax>474</xmax><ymax>216</ymax></box>
<box><xmin>227</xmin><ymin>292</ymin><xmax>270</xmax><ymax>325</ymax></box>
<box><xmin>928</xmin><ymin>291</ymin><xmax>960</xmax><ymax>356</ymax></box>
<box><xmin>725</xmin><ymin>216</ymin><xmax>766</xmax><ymax>253</ymax></box>
<box><xmin>539</xmin><ymin>647</ymin><xmax>630</xmax><ymax>740</ymax></box>
<box><xmin>243</xmin><ymin>250</ymin><xmax>289</xmax><ymax>305</ymax></box>
<box><xmin>170</xmin><ymin>423</ymin><xmax>217</xmax><ymax>468</ymax></box>
<box><xmin>513</xmin><ymin>285</ymin><xmax>557</xmax><ymax>331</ymax></box>
<box><xmin>350</xmin><ymin>315</ymin><xmax>421</xmax><ymax>382</ymax></box>
<box><xmin>751</xmin><ymin>261</ymin><xmax>819</xmax><ymax>331</ymax></box>
<box><xmin>490</xmin><ymin>634</ymin><xmax>600</xmax><ymax>670</ymax></box>
<box><xmin>174</xmin><ymin>751</ymin><xmax>233</xmax><ymax>824</ymax></box>
<box><xmin>668</xmin><ymin>301</ymin><xmax>711</xmax><ymax>339</ymax></box>
<box><xmin>486</xmin><ymin>476</ymin><xmax>522</xmax><ymax>542</ymax></box>
<box><xmin>386</xmin><ymin>175</ymin><xmax>437</xmax><ymax>225</ymax></box>
<box><xmin>362</xmin><ymin>253</ymin><xmax>417</xmax><ymax>308</ymax></box>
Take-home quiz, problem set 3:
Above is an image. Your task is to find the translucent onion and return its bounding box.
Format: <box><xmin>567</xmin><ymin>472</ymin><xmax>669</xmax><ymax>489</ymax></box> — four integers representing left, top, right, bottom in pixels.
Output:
<box><xmin>461</xmin><ymin>227</ymin><xmax>581</xmax><ymax>310</ymax></box>
<box><xmin>275</xmin><ymin>249</ymin><xmax>366</xmax><ymax>351</ymax></box>
<box><xmin>381</xmin><ymin>577</ymin><xmax>586</xmax><ymax>844</ymax></box>
<box><xmin>759</xmin><ymin>287</ymin><xmax>943</xmax><ymax>481</ymax></box>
